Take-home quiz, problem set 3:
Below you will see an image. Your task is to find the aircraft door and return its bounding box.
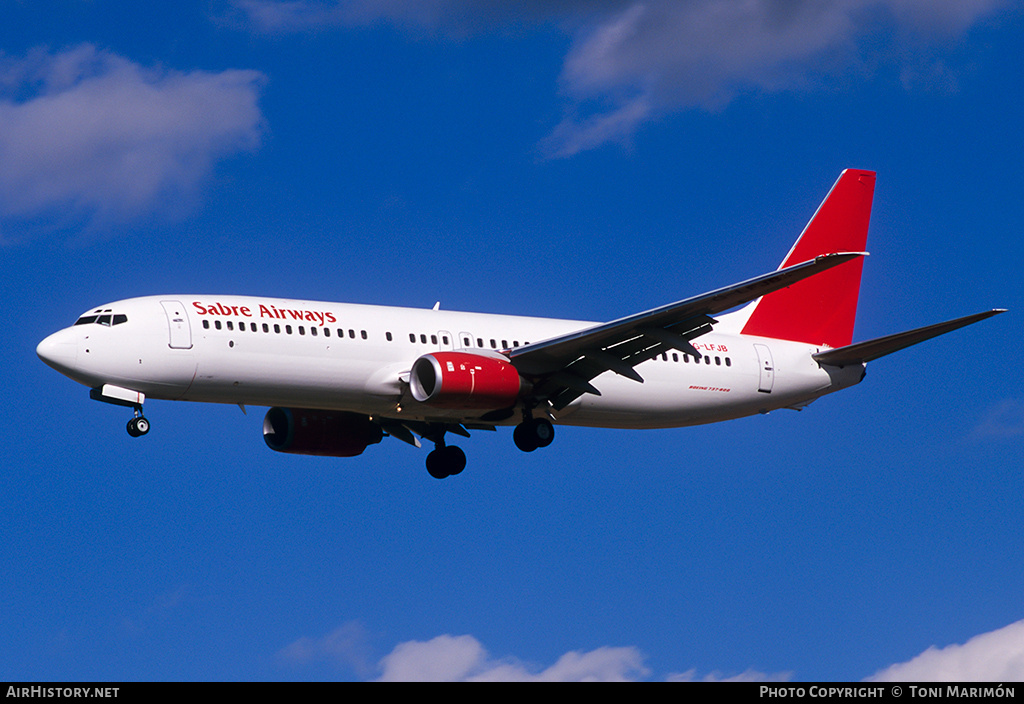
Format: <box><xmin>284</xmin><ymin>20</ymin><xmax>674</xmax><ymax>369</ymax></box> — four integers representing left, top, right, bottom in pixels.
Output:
<box><xmin>754</xmin><ymin>343</ymin><xmax>774</xmax><ymax>393</ymax></box>
<box><xmin>438</xmin><ymin>330</ymin><xmax>454</xmax><ymax>351</ymax></box>
<box><xmin>161</xmin><ymin>300</ymin><xmax>193</xmax><ymax>349</ymax></box>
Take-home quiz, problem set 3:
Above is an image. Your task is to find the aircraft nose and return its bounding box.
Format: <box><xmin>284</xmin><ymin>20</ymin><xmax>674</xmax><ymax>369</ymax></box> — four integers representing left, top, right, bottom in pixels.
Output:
<box><xmin>37</xmin><ymin>330</ymin><xmax>78</xmax><ymax>374</ymax></box>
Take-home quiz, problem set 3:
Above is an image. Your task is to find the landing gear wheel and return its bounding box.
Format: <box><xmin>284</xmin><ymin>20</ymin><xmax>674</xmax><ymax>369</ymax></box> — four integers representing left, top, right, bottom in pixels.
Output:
<box><xmin>443</xmin><ymin>445</ymin><xmax>466</xmax><ymax>476</ymax></box>
<box><xmin>514</xmin><ymin>418</ymin><xmax>554</xmax><ymax>452</ymax></box>
<box><xmin>426</xmin><ymin>445</ymin><xmax>466</xmax><ymax>479</ymax></box>
<box><xmin>514</xmin><ymin>423</ymin><xmax>537</xmax><ymax>452</ymax></box>
<box><xmin>426</xmin><ymin>451</ymin><xmax>448</xmax><ymax>479</ymax></box>
<box><xmin>532</xmin><ymin>418</ymin><xmax>554</xmax><ymax>448</ymax></box>
<box><xmin>127</xmin><ymin>416</ymin><xmax>150</xmax><ymax>438</ymax></box>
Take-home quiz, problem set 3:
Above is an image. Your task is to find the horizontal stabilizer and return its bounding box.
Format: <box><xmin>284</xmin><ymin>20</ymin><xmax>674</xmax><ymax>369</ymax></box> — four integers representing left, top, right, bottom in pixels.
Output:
<box><xmin>813</xmin><ymin>309</ymin><xmax>1006</xmax><ymax>367</ymax></box>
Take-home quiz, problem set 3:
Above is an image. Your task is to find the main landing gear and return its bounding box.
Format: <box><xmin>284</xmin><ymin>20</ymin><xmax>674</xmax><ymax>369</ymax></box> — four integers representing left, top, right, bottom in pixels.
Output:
<box><xmin>420</xmin><ymin>415</ymin><xmax>555</xmax><ymax>480</ymax></box>
<box><xmin>426</xmin><ymin>440</ymin><xmax>466</xmax><ymax>479</ymax></box>
<box><xmin>513</xmin><ymin>416</ymin><xmax>554</xmax><ymax>453</ymax></box>
<box><xmin>126</xmin><ymin>406</ymin><xmax>150</xmax><ymax>438</ymax></box>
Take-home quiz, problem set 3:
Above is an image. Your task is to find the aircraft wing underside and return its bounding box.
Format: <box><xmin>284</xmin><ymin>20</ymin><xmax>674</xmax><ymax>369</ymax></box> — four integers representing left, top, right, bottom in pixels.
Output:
<box><xmin>376</xmin><ymin>418</ymin><xmax>496</xmax><ymax>448</ymax></box>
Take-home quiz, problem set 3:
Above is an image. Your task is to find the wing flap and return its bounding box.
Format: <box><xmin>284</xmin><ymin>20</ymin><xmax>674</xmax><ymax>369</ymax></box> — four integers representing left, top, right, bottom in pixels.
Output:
<box><xmin>512</xmin><ymin>251</ymin><xmax>864</xmax><ymax>407</ymax></box>
<box><xmin>511</xmin><ymin>252</ymin><xmax>865</xmax><ymax>405</ymax></box>
<box><xmin>539</xmin><ymin>315</ymin><xmax>718</xmax><ymax>409</ymax></box>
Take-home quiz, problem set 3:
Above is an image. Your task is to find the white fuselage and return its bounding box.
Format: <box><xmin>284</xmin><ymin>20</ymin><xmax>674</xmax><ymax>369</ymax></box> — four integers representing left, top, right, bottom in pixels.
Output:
<box><xmin>37</xmin><ymin>295</ymin><xmax>865</xmax><ymax>429</ymax></box>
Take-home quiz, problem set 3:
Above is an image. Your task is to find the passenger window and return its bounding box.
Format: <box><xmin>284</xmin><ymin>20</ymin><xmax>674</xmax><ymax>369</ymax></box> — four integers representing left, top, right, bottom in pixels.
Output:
<box><xmin>203</xmin><ymin>320</ymin><xmax>210</xmax><ymax>330</ymax></box>
<box><xmin>286</xmin><ymin>325</ymin><xmax>292</xmax><ymax>334</ymax></box>
<box><xmin>263</xmin><ymin>323</ymin><xmax>269</xmax><ymax>332</ymax></box>
<box><xmin>386</xmin><ymin>332</ymin><xmax>393</xmax><ymax>341</ymax></box>
<box><xmin>227</xmin><ymin>321</ymin><xmax>234</xmax><ymax>331</ymax></box>
<box><xmin>299</xmin><ymin>326</ymin><xmax>305</xmax><ymax>335</ymax></box>
<box><xmin>311</xmin><ymin>327</ymin><xmax>317</xmax><ymax>336</ymax></box>
<box><xmin>431</xmin><ymin>334</ymin><xmax>438</xmax><ymax>345</ymax></box>
<box><xmin>215</xmin><ymin>320</ymin><xmax>222</xmax><ymax>330</ymax></box>
<box><xmin>361</xmin><ymin>330</ymin><xmax>367</xmax><ymax>340</ymax></box>
<box><xmin>274</xmin><ymin>324</ymin><xmax>281</xmax><ymax>333</ymax></box>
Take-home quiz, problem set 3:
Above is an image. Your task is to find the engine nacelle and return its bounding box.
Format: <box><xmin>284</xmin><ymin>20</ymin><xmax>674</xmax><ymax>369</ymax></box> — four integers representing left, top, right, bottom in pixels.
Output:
<box><xmin>409</xmin><ymin>351</ymin><xmax>523</xmax><ymax>410</ymax></box>
<box><xmin>263</xmin><ymin>407</ymin><xmax>384</xmax><ymax>457</ymax></box>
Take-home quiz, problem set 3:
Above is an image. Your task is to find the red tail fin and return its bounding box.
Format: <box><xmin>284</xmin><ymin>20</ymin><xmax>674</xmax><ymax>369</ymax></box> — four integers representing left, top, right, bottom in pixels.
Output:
<box><xmin>741</xmin><ymin>169</ymin><xmax>875</xmax><ymax>348</ymax></box>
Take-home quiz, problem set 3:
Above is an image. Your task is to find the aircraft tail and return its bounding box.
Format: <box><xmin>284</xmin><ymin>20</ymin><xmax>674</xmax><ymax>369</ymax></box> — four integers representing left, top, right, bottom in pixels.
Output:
<box><xmin>741</xmin><ymin>169</ymin><xmax>876</xmax><ymax>348</ymax></box>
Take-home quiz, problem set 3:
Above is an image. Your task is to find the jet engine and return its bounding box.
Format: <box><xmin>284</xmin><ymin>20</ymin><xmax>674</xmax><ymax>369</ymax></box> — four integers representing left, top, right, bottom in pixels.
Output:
<box><xmin>263</xmin><ymin>407</ymin><xmax>384</xmax><ymax>457</ymax></box>
<box><xmin>409</xmin><ymin>351</ymin><xmax>523</xmax><ymax>410</ymax></box>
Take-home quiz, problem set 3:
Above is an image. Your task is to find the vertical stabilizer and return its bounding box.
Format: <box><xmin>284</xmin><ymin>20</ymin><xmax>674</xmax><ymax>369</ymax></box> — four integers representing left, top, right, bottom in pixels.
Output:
<box><xmin>741</xmin><ymin>169</ymin><xmax>875</xmax><ymax>348</ymax></box>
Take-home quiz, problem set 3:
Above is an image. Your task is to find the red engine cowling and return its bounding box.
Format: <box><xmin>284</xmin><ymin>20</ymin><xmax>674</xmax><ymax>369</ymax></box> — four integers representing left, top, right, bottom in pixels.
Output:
<box><xmin>410</xmin><ymin>351</ymin><xmax>522</xmax><ymax>410</ymax></box>
<box><xmin>263</xmin><ymin>407</ymin><xmax>384</xmax><ymax>457</ymax></box>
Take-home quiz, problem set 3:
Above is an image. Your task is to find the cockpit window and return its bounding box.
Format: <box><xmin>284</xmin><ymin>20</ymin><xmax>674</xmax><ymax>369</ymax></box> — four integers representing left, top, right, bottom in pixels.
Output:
<box><xmin>74</xmin><ymin>312</ymin><xmax>128</xmax><ymax>326</ymax></box>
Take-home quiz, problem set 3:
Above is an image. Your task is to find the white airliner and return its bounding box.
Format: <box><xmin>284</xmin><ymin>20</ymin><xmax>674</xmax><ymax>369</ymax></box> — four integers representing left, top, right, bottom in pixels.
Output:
<box><xmin>38</xmin><ymin>170</ymin><xmax>1004</xmax><ymax>478</ymax></box>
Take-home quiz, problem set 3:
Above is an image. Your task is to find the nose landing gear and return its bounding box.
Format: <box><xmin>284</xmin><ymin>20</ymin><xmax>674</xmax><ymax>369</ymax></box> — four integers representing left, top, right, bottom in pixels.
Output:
<box><xmin>88</xmin><ymin>385</ymin><xmax>150</xmax><ymax>438</ymax></box>
<box><xmin>126</xmin><ymin>406</ymin><xmax>150</xmax><ymax>437</ymax></box>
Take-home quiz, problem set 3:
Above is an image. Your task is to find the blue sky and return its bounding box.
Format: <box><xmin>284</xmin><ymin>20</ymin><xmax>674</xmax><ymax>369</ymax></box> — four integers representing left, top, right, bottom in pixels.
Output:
<box><xmin>3</xmin><ymin>0</ymin><xmax>1023</xmax><ymax>682</ymax></box>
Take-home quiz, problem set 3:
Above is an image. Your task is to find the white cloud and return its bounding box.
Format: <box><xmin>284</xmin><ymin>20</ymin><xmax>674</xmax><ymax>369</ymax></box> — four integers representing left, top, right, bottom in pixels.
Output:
<box><xmin>421</xmin><ymin>621</ymin><xmax>1024</xmax><ymax>682</ymax></box>
<box><xmin>278</xmin><ymin>621</ymin><xmax>375</xmax><ymax>676</ymax></box>
<box><xmin>866</xmin><ymin>618</ymin><xmax>1024</xmax><ymax>682</ymax></box>
<box><xmin>971</xmin><ymin>399</ymin><xmax>1024</xmax><ymax>440</ymax></box>
<box><xmin>284</xmin><ymin>619</ymin><xmax>1024</xmax><ymax>681</ymax></box>
<box><xmin>281</xmin><ymin>629</ymin><xmax>652</xmax><ymax>681</ymax></box>
<box><xmin>228</xmin><ymin>0</ymin><xmax>578</xmax><ymax>35</ymax></box>
<box><xmin>0</xmin><ymin>44</ymin><xmax>265</xmax><ymax>233</ymax></box>
<box><xmin>547</xmin><ymin>0</ymin><xmax>1013</xmax><ymax>155</ymax></box>
<box><xmin>669</xmin><ymin>667</ymin><xmax>793</xmax><ymax>682</ymax></box>
<box><xmin>375</xmin><ymin>634</ymin><xmax>650</xmax><ymax>682</ymax></box>
<box><xmin>229</xmin><ymin>0</ymin><xmax>1015</xmax><ymax>156</ymax></box>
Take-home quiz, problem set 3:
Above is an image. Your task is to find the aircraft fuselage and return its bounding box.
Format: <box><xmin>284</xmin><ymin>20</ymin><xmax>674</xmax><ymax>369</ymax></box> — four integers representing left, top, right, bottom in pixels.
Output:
<box><xmin>38</xmin><ymin>294</ymin><xmax>864</xmax><ymax>431</ymax></box>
